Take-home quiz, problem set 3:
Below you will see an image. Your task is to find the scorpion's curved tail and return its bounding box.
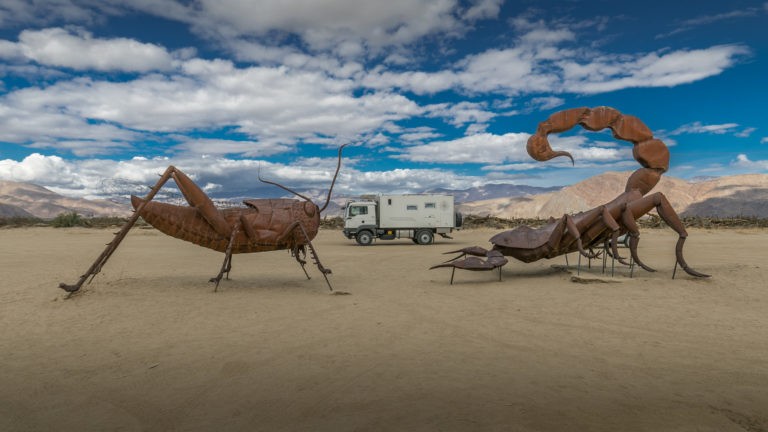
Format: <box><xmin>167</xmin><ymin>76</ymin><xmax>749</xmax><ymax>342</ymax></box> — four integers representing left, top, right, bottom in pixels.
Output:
<box><xmin>258</xmin><ymin>144</ymin><xmax>347</xmax><ymax>211</ymax></box>
<box><xmin>527</xmin><ymin>106</ymin><xmax>670</xmax><ymax>194</ymax></box>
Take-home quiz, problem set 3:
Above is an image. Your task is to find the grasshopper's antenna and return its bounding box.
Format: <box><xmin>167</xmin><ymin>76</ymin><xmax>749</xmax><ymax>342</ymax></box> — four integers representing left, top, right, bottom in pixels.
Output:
<box><xmin>258</xmin><ymin>166</ymin><xmax>312</xmax><ymax>202</ymax></box>
<box><xmin>319</xmin><ymin>144</ymin><xmax>347</xmax><ymax>213</ymax></box>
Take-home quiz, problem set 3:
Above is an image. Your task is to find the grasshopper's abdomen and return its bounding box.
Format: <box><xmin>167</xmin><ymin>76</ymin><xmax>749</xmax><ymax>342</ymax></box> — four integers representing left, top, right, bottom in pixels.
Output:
<box><xmin>132</xmin><ymin>197</ymin><xmax>320</xmax><ymax>254</ymax></box>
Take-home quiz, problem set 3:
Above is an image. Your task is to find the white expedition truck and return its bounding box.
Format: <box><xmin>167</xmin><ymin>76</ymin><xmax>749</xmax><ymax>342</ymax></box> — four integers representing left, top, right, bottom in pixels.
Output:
<box><xmin>342</xmin><ymin>194</ymin><xmax>462</xmax><ymax>245</ymax></box>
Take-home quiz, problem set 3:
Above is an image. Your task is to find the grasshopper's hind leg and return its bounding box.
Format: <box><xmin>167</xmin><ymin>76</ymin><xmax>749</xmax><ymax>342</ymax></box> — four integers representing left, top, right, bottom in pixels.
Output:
<box><xmin>59</xmin><ymin>166</ymin><xmax>179</xmax><ymax>294</ymax></box>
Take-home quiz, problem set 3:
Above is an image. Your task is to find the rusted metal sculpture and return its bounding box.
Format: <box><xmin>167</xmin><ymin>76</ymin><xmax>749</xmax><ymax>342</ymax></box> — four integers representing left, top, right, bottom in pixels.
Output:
<box><xmin>431</xmin><ymin>107</ymin><xmax>710</xmax><ymax>282</ymax></box>
<box><xmin>59</xmin><ymin>145</ymin><xmax>346</xmax><ymax>294</ymax></box>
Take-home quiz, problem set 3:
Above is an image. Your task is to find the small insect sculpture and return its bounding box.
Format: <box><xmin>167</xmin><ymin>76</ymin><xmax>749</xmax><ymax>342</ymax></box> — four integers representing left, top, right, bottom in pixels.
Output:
<box><xmin>431</xmin><ymin>107</ymin><xmax>710</xmax><ymax>283</ymax></box>
<box><xmin>59</xmin><ymin>145</ymin><xmax>346</xmax><ymax>294</ymax></box>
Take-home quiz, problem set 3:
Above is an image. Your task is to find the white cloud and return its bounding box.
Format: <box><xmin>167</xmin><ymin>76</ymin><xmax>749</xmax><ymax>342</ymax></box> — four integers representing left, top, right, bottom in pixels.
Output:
<box><xmin>657</xmin><ymin>6</ymin><xmax>763</xmax><ymax>38</ymax></box>
<box><xmin>125</xmin><ymin>0</ymin><xmax>473</xmax><ymax>57</ymax></box>
<box><xmin>394</xmin><ymin>132</ymin><xmax>631</xmax><ymax>166</ymax></box>
<box><xmin>393</xmin><ymin>132</ymin><xmax>531</xmax><ymax>164</ymax></box>
<box><xmin>0</xmin><ymin>103</ymin><xmax>140</xmax><ymax>149</ymax></box>
<box><xmin>0</xmin><ymin>57</ymin><xmax>422</xmax><ymax>152</ymax></box>
<box><xmin>761</xmin><ymin>137</ymin><xmax>768</xmax><ymax>144</ymax></box>
<box><xmin>527</xmin><ymin>96</ymin><xmax>565</xmax><ymax>111</ymax></box>
<box><xmin>424</xmin><ymin>101</ymin><xmax>496</xmax><ymax>127</ymax></box>
<box><xmin>173</xmin><ymin>138</ymin><xmax>292</xmax><ymax>157</ymax></box>
<box><xmin>735</xmin><ymin>127</ymin><xmax>756</xmax><ymax>138</ymax></box>
<box><xmin>0</xmin><ymin>0</ymin><xmax>103</xmax><ymax>27</ymax></box>
<box><xmin>0</xmin><ymin>151</ymin><xmax>494</xmax><ymax>199</ymax></box>
<box><xmin>671</xmin><ymin>121</ymin><xmax>739</xmax><ymax>135</ymax></box>
<box><xmin>4</xmin><ymin>28</ymin><xmax>177</xmax><ymax>72</ymax></box>
<box><xmin>361</xmin><ymin>21</ymin><xmax>748</xmax><ymax>97</ymax></box>
<box><xmin>562</xmin><ymin>45</ymin><xmax>750</xmax><ymax>94</ymax></box>
<box><xmin>462</xmin><ymin>0</ymin><xmax>503</xmax><ymax>21</ymax></box>
<box><xmin>732</xmin><ymin>154</ymin><xmax>768</xmax><ymax>170</ymax></box>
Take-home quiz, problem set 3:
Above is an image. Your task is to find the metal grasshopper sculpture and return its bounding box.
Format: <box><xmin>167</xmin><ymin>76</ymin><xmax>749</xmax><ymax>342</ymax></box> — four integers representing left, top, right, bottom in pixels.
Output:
<box><xmin>60</xmin><ymin>145</ymin><xmax>346</xmax><ymax>294</ymax></box>
<box><xmin>431</xmin><ymin>107</ymin><xmax>710</xmax><ymax>282</ymax></box>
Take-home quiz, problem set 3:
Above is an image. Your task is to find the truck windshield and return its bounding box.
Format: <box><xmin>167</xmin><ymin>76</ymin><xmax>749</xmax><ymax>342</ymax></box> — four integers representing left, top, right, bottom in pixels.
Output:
<box><xmin>349</xmin><ymin>206</ymin><xmax>368</xmax><ymax>216</ymax></box>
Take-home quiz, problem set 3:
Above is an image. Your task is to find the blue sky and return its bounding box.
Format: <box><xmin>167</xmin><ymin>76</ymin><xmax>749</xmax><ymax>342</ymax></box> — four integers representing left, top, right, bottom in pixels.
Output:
<box><xmin>0</xmin><ymin>0</ymin><xmax>766</xmax><ymax>200</ymax></box>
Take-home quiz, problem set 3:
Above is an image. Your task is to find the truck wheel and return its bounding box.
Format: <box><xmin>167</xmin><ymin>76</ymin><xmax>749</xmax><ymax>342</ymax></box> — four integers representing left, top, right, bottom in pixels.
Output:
<box><xmin>356</xmin><ymin>230</ymin><xmax>373</xmax><ymax>246</ymax></box>
<box><xmin>415</xmin><ymin>229</ymin><xmax>433</xmax><ymax>245</ymax></box>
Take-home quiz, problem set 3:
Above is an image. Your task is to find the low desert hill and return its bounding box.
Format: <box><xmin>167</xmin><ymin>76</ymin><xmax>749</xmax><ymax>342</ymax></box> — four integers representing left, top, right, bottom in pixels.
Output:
<box><xmin>458</xmin><ymin>172</ymin><xmax>768</xmax><ymax>219</ymax></box>
<box><xmin>0</xmin><ymin>181</ymin><xmax>130</xmax><ymax>219</ymax></box>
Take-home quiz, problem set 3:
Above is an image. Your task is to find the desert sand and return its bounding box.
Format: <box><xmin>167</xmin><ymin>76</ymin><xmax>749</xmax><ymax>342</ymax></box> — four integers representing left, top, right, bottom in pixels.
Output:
<box><xmin>1</xmin><ymin>226</ymin><xmax>767</xmax><ymax>431</ymax></box>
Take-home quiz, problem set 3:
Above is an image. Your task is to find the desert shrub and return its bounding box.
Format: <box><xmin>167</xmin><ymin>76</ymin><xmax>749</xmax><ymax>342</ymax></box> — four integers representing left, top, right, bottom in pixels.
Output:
<box><xmin>51</xmin><ymin>212</ymin><xmax>90</xmax><ymax>228</ymax></box>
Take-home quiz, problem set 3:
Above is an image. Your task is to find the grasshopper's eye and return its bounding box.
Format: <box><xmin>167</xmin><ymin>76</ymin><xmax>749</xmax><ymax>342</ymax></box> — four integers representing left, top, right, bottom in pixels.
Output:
<box><xmin>303</xmin><ymin>201</ymin><xmax>317</xmax><ymax>217</ymax></box>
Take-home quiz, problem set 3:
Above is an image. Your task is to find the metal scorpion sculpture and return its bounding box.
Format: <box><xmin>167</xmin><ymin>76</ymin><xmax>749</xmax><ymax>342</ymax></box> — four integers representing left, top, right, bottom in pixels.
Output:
<box><xmin>59</xmin><ymin>145</ymin><xmax>346</xmax><ymax>294</ymax></box>
<box><xmin>431</xmin><ymin>107</ymin><xmax>710</xmax><ymax>282</ymax></box>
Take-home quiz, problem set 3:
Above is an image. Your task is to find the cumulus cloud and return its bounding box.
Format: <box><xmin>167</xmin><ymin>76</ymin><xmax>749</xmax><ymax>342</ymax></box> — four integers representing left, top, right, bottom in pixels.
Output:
<box><xmin>0</xmin><ymin>27</ymin><xmax>177</xmax><ymax>72</ymax></box>
<box><xmin>732</xmin><ymin>154</ymin><xmax>768</xmax><ymax>170</ymax></box>
<box><xmin>423</xmin><ymin>101</ymin><xmax>497</xmax><ymax>128</ymax></box>
<box><xmin>362</xmin><ymin>27</ymin><xmax>748</xmax><ymax>97</ymax></box>
<box><xmin>0</xmin><ymin>151</ymin><xmax>494</xmax><ymax>199</ymax></box>
<box><xmin>0</xmin><ymin>56</ymin><xmax>421</xmax><ymax>153</ymax></box>
<box><xmin>393</xmin><ymin>133</ymin><xmax>531</xmax><ymax>164</ymax></box>
<box><xmin>0</xmin><ymin>0</ymin><xmax>103</xmax><ymax>28</ymax></box>
<box><xmin>462</xmin><ymin>0</ymin><xmax>503</xmax><ymax>21</ymax></box>
<box><xmin>394</xmin><ymin>132</ymin><xmax>631</xmax><ymax>167</ymax></box>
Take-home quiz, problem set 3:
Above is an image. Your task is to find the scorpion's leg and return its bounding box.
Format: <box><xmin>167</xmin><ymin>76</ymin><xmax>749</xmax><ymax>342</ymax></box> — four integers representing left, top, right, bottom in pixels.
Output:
<box><xmin>565</xmin><ymin>214</ymin><xmax>601</xmax><ymax>259</ymax></box>
<box><xmin>600</xmin><ymin>206</ymin><xmax>630</xmax><ymax>265</ymax></box>
<box><xmin>210</xmin><ymin>225</ymin><xmax>239</xmax><ymax>292</ymax></box>
<box><xmin>620</xmin><ymin>202</ymin><xmax>656</xmax><ymax>273</ymax></box>
<box><xmin>633</xmin><ymin>193</ymin><xmax>710</xmax><ymax>278</ymax></box>
<box><xmin>621</xmin><ymin>193</ymin><xmax>709</xmax><ymax>277</ymax></box>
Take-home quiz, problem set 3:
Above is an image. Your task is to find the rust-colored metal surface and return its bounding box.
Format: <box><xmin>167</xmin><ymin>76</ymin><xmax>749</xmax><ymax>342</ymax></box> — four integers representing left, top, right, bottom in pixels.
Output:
<box><xmin>59</xmin><ymin>145</ymin><xmax>346</xmax><ymax>294</ymax></box>
<box><xmin>432</xmin><ymin>107</ymin><xmax>709</xmax><ymax>282</ymax></box>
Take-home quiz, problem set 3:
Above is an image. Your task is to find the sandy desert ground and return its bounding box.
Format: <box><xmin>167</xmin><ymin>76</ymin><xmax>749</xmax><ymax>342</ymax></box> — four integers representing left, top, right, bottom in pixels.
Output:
<box><xmin>1</xmin><ymin>226</ymin><xmax>767</xmax><ymax>431</ymax></box>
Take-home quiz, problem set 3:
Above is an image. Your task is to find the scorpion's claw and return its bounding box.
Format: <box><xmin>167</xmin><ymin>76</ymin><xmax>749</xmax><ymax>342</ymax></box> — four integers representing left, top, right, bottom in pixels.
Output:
<box><xmin>431</xmin><ymin>249</ymin><xmax>508</xmax><ymax>271</ymax></box>
<box><xmin>442</xmin><ymin>246</ymin><xmax>491</xmax><ymax>263</ymax></box>
<box><xmin>443</xmin><ymin>246</ymin><xmax>489</xmax><ymax>257</ymax></box>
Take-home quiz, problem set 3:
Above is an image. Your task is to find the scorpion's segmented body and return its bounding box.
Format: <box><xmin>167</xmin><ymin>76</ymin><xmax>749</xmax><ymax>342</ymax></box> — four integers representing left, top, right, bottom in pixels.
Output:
<box><xmin>432</xmin><ymin>107</ymin><xmax>710</xmax><ymax>282</ymax></box>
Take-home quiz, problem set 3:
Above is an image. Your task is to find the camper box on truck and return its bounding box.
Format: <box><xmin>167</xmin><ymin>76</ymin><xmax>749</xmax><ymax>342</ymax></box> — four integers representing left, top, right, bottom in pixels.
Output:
<box><xmin>342</xmin><ymin>194</ymin><xmax>462</xmax><ymax>245</ymax></box>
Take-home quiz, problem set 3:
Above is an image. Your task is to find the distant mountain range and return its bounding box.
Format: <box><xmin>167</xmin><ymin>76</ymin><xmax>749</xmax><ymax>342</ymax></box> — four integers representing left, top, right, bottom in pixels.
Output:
<box><xmin>427</xmin><ymin>183</ymin><xmax>561</xmax><ymax>203</ymax></box>
<box><xmin>2</xmin><ymin>172</ymin><xmax>767</xmax><ymax>220</ymax></box>
<box><xmin>458</xmin><ymin>172</ymin><xmax>768</xmax><ymax>219</ymax></box>
<box><xmin>0</xmin><ymin>181</ymin><xmax>129</xmax><ymax>219</ymax></box>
